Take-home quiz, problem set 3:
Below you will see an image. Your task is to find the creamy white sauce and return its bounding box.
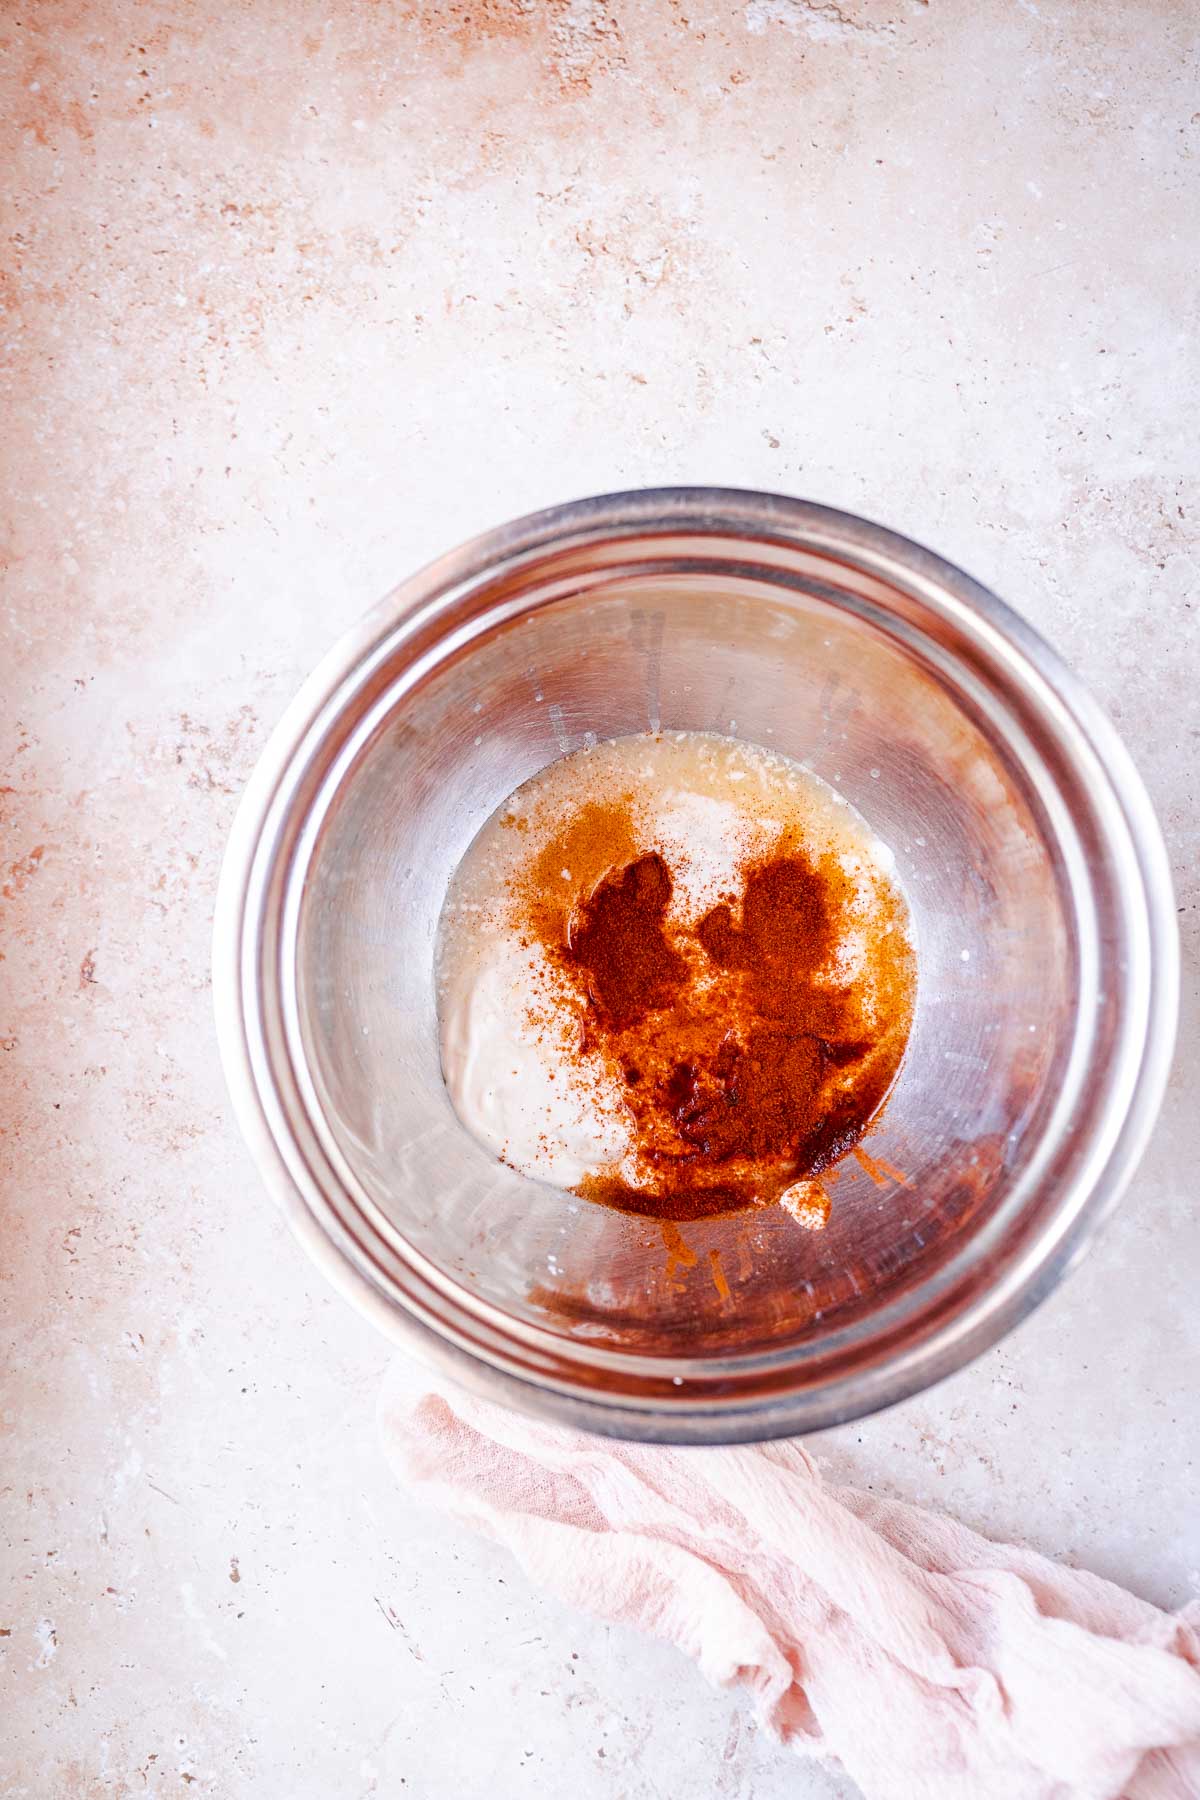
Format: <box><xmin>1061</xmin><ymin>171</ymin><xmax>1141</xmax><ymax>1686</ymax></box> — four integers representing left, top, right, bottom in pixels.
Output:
<box><xmin>436</xmin><ymin>731</ymin><xmax>904</xmax><ymax>1198</ymax></box>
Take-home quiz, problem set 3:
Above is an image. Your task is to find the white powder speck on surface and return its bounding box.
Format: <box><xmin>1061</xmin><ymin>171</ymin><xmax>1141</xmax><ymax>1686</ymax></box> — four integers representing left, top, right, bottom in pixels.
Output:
<box><xmin>33</xmin><ymin>1620</ymin><xmax>58</xmax><ymax>1669</ymax></box>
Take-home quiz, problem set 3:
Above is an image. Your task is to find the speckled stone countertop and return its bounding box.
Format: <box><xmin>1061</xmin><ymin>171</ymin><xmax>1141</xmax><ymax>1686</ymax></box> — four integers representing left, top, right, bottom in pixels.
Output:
<box><xmin>2</xmin><ymin>3</ymin><xmax>1197</xmax><ymax>1795</ymax></box>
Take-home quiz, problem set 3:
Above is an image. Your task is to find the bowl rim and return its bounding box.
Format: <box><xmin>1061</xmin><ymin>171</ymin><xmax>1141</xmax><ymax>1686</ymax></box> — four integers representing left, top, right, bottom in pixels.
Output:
<box><xmin>212</xmin><ymin>487</ymin><xmax>1179</xmax><ymax>1443</ymax></box>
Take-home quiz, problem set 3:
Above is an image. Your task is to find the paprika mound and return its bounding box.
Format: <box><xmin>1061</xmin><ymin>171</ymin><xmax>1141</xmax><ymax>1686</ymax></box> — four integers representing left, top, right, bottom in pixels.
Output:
<box><xmin>517</xmin><ymin>814</ymin><xmax>914</xmax><ymax>1222</ymax></box>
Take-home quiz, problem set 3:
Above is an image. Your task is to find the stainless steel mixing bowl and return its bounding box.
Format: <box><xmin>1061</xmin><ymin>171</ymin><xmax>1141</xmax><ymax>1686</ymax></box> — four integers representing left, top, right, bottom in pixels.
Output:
<box><xmin>213</xmin><ymin>489</ymin><xmax>1178</xmax><ymax>1442</ymax></box>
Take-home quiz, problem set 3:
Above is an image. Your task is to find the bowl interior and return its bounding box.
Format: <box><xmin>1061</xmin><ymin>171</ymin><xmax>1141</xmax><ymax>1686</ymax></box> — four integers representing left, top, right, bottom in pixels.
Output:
<box><xmin>292</xmin><ymin>573</ymin><xmax>1079</xmax><ymax>1358</ymax></box>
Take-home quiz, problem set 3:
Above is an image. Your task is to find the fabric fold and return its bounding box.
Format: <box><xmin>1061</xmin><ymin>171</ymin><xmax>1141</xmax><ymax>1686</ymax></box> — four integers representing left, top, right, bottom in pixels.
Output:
<box><xmin>379</xmin><ymin>1363</ymin><xmax>1200</xmax><ymax>1800</ymax></box>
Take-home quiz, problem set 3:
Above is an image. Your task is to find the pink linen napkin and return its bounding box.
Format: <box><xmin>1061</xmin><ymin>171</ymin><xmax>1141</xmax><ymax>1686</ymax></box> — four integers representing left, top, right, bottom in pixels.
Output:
<box><xmin>379</xmin><ymin>1362</ymin><xmax>1200</xmax><ymax>1800</ymax></box>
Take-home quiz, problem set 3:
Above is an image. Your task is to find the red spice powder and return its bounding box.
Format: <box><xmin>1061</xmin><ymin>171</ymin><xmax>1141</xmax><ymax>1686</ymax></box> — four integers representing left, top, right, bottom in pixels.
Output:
<box><xmin>513</xmin><ymin>803</ymin><xmax>915</xmax><ymax>1223</ymax></box>
<box><xmin>565</xmin><ymin>852</ymin><xmax>686</xmax><ymax>1030</ymax></box>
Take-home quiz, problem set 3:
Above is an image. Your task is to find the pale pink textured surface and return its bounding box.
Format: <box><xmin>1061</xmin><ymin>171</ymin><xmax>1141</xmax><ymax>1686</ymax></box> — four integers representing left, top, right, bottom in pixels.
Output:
<box><xmin>2</xmin><ymin>3</ymin><xmax>1198</xmax><ymax>1796</ymax></box>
